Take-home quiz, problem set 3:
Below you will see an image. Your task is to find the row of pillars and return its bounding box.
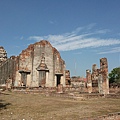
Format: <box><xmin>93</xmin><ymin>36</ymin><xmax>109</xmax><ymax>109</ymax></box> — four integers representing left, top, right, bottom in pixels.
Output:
<box><xmin>86</xmin><ymin>69</ymin><xmax>109</xmax><ymax>94</ymax></box>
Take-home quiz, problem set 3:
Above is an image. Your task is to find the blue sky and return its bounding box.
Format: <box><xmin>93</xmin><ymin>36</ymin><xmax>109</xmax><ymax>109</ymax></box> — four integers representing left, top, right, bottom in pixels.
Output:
<box><xmin>0</xmin><ymin>0</ymin><xmax>120</xmax><ymax>77</ymax></box>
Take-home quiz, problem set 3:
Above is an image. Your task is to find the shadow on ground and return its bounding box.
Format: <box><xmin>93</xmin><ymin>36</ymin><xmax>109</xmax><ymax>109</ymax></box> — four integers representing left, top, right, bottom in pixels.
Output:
<box><xmin>0</xmin><ymin>100</ymin><xmax>11</xmax><ymax>110</ymax></box>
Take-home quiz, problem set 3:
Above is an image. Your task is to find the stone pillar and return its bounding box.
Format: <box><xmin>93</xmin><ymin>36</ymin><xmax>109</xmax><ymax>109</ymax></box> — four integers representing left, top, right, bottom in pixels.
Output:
<box><xmin>61</xmin><ymin>76</ymin><xmax>65</xmax><ymax>86</ymax></box>
<box><xmin>100</xmin><ymin>58</ymin><xmax>109</xmax><ymax>94</ymax></box>
<box><xmin>91</xmin><ymin>64</ymin><xmax>98</xmax><ymax>87</ymax></box>
<box><xmin>86</xmin><ymin>69</ymin><xmax>92</xmax><ymax>93</ymax></box>
<box><xmin>45</xmin><ymin>71</ymin><xmax>49</xmax><ymax>87</ymax></box>
<box><xmin>54</xmin><ymin>75</ymin><xmax>57</xmax><ymax>87</ymax></box>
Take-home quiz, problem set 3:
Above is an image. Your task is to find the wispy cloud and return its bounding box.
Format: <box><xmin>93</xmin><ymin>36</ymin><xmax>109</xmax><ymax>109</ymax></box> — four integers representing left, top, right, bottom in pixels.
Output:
<box><xmin>98</xmin><ymin>47</ymin><xmax>120</xmax><ymax>54</ymax></box>
<box><xmin>49</xmin><ymin>21</ymin><xmax>54</xmax><ymax>24</ymax></box>
<box><xmin>15</xmin><ymin>46</ymin><xmax>20</xmax><ymax>48</ymax></box>
<box><xmin>74</xmin><ymin>52</ymin><xmax>82</xmax><ymax>55</ymax></box>
<box><xmin>20</xmin><ymin>36</ymin><xmax>24</xmax><ymax>40</ymax></box>
<box><xmin>28</xmin><ymin>24</ymin><xmax>120</xmax><ymax>51</ymax></box>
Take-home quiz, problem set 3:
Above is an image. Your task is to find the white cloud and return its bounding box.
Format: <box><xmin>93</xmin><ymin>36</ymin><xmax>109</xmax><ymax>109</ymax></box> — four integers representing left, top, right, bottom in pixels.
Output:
<box><xmin>95</xmin><ymin>29</ymin><xmax>110</xmax><ymax>34</ymax></box>
<box><xmin>98</xmin><ymin>47</ymin><xmax>120</xmax><ymax>54</ymax></box>
<box><xmin>28</xmin><ymin>25</ymin><xmax>120</xmax><ymax>51</ymax></box>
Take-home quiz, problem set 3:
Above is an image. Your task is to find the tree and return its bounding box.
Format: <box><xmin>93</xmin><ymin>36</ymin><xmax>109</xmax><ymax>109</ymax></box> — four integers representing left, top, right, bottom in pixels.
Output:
<box><xmin>109</xmin><ymin>67</ymin><xmax>120</xmax><ymax>84</ymax></box>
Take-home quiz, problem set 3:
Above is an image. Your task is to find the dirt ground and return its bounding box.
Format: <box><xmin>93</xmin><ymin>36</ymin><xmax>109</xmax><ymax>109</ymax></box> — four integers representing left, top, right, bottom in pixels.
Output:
<box><xmin>0</xmin><ymin>91</ymin><xmax>120</xmax><ymax>120</ymax></box>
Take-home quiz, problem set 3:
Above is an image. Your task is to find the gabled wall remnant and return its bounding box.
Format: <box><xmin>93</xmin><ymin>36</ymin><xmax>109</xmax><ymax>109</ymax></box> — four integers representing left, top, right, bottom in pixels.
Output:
<box><xmin>0</xmin><ymin>40</ymin><xmax>68</xmax><ymax>88</ymax></box>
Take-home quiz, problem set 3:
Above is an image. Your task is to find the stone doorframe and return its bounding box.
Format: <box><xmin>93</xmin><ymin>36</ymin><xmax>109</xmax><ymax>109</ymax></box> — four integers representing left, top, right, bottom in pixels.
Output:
<box><xmin>37</xmin><ymin>69</ymin><xmax>49</xmax><ymax>87</ymax></box>
<box><xmin>55</xmin><ymin>73</ymin><xmax>63</xmax><ymax>87</ymax></box>
<box><xmin>19</xmin><ymin>70</ymin><xmax>30</xmax><ymax>87</ymax></box>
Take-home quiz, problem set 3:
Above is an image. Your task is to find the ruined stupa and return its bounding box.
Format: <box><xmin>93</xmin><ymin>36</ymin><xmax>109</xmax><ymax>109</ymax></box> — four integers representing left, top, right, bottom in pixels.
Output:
<box><xmin>0</xmin><ymin>46</ymin><xmax>7</xmax><ymax>66</ymax></box>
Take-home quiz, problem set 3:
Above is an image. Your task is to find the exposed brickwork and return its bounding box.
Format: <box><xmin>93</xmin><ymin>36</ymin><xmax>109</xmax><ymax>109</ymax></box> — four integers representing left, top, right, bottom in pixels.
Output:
<box><xmin>65</xmin><ymin>70</ymin><xmax>71</xmax><ymax>85</ymax></box>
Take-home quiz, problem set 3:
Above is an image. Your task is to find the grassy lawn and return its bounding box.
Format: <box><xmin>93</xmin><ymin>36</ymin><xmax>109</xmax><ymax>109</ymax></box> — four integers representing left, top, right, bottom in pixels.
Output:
<box><xmin>0</xmin><ymin>91</ymin><xmax>120</xmax><ymax>120</ymax></box>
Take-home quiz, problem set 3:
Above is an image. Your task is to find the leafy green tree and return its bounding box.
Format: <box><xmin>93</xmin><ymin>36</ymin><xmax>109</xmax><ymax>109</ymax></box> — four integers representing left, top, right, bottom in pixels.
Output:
<box><xmin>109</xmin><ymin>67</ymin><xmax>120</xmax><ymax>84</ymax></box>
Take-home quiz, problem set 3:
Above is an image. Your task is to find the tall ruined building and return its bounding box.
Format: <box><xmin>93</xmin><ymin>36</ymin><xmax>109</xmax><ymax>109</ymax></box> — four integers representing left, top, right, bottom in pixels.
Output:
<box><xmin>0</xmin><ymin>46</ymin><xmax>7</xmax><ymax>66</ymax></box>
<box><xmin>0</xmin><ymin>40</ymin><xmax>68</xmax><ymax>87</ymax></box>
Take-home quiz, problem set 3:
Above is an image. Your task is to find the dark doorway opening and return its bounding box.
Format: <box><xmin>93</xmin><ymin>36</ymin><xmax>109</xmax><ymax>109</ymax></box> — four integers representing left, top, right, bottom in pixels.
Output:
<box><xmin>56</xmin><ymin>75</ymin><xmax>61</xmax><ymax>86</ymax></box>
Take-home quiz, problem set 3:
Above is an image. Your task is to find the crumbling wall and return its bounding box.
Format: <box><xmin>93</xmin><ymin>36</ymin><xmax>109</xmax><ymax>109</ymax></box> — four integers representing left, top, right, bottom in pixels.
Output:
<box><xmin>71</xmin><ymin>77</ymin><xmax>86</xmax><ymax>91</ymax></box>
<box><xmin>0</xmin><ymin>56</ymin><xmax>16</xmax><ymax>86</ymax></box>
<box><xmin>53</xmin><ymin>47</ymin><xmax>66</xmax><ymax>86</ymax></box>
<box><xmin>15</xmin><ymin>44</ymin><xmax>33</xmax><ymax>87</ymax></box>
<box><xmin>65</xmin><ymin>70</ymin><xmax>71</xmax><ymax>85</ymax></box>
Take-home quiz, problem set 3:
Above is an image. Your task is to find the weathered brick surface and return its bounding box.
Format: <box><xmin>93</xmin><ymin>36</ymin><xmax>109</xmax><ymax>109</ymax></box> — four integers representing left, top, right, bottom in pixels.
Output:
<box><xmin>65</xmin><ymin>70</ymin><xmax>71</xmax><ymax>85</ymax></box>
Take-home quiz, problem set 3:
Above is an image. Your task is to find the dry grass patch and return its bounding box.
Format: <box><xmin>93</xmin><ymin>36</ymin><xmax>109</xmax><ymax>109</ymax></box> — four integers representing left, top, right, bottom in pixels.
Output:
<box><xmin>0</xmin><ymin>91</ymin><xmax>120</xmax><ymax>120</ymax></box>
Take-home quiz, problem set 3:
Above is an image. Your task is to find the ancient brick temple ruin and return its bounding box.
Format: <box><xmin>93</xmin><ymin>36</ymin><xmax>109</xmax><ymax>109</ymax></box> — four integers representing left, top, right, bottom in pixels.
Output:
<box><xmin>86</xmin><ymin>58</ymin><xmax>109</xmax><ymax>94</ymax></box>
<box><xmin>0</xmin><ymin>40</ymin><xmax>110</xmax><ymax>94</ymax></box>
<box><xmin>0</xmin><ymin>40</ymin><xmax>69</xmax><ymax>87</ymax></box>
